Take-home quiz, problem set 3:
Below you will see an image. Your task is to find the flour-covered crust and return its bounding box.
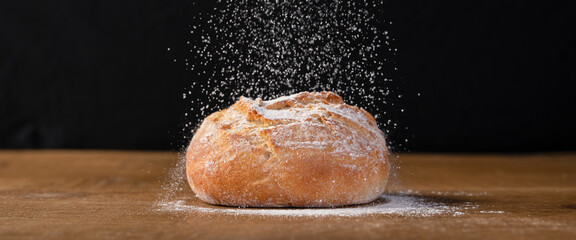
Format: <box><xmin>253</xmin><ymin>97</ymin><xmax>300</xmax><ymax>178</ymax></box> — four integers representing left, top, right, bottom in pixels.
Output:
<box><xmin>186</xmin><ymin>91</ymin><xmax>389</xmax><ymax>207</ymax></box>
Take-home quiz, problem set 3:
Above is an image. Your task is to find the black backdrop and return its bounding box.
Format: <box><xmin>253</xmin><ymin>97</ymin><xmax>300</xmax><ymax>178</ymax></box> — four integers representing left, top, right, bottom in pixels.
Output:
<box><xmin>1</xmin><ymin>0</ymin><xmax>575</xmax><ymax>152</ymax></box>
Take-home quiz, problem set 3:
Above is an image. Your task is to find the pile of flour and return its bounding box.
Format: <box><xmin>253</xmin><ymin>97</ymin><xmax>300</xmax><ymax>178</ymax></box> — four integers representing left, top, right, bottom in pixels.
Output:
<box><xmin>156</xmin><ymin>194</ymin><xmax>482</xmax><ymax>217</ymax></box>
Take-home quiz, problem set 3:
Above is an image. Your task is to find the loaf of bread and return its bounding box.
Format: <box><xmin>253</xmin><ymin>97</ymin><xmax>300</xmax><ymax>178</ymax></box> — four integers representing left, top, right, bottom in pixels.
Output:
<box><xmin>186</xmin><ymin>91</ymin><xmax>389</xmax><ymax>207</ymax></box>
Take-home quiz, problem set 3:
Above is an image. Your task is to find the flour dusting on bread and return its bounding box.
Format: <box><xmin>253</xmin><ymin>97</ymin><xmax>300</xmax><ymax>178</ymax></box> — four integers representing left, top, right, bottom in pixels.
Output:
<box><xmin>186</xmin><ymin>91</ymin><xmax>389</xmax><ymax>207</ymax></box>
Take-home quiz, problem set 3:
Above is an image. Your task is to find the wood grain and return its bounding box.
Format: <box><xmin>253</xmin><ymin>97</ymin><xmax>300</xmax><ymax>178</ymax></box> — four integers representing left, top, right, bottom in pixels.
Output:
<box><xmin>1</xmin><ymin>151</ymin><xmax>575</xmax><ymax>239</ymax></box>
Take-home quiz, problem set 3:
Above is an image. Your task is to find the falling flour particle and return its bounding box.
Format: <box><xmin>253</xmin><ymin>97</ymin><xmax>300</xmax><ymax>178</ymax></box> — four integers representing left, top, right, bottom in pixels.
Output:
<box><xmin>155</xmin><ymin>194</ymin><xmax>502</xmax><ymax>217</ymax></box>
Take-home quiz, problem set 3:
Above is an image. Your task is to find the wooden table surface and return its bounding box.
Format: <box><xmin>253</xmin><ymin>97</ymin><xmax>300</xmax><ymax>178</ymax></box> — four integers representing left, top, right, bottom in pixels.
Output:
<box><xmin>1</xmin><ymin>151</ymin><xmax>575</xmax><ymax>239</ymax></box>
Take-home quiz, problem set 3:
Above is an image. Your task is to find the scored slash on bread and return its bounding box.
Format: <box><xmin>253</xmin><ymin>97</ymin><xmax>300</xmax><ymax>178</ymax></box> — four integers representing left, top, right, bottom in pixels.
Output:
<box><xmin>186</xmin><ymin>91</ymin><xmax>390</xmax><ymax>207</ymax></box>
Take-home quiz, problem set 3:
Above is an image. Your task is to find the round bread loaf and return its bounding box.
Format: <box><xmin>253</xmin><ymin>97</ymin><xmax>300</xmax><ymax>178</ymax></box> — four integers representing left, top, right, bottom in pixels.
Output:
<box><xmin>186</xmin><ymin>91</ymin><xmax>389</xmax><ymax>207</ymax></box>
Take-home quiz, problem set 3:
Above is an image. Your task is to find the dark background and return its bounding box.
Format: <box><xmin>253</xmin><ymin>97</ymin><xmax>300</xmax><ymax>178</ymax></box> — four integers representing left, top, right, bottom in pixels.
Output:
<box><xmin>1</xmin><ymin>0</ymin><xmax>575</xmax><ymax>152</ymax></box>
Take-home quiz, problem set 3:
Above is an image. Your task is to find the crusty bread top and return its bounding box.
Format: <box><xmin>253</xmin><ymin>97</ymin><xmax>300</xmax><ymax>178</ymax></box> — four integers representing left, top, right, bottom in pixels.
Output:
<box><xmin>202</xmin><ymin>91</ymin><xmax>386</xmax><ymax>161</ymax></box>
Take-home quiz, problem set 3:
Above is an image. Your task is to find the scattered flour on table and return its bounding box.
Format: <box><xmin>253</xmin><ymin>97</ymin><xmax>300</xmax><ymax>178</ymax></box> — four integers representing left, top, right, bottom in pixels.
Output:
<box><xmin>155</xmin><ymin>194</ymin><xmax>498</xmax><ymax>217</ymax></box>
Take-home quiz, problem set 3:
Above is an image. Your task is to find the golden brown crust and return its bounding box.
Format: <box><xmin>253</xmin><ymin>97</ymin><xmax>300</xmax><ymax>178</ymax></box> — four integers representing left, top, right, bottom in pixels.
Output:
<box><xmin>186</xmin><ymin>91</ymin><xmax>389</xmax><ymax>207</ymax></box>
